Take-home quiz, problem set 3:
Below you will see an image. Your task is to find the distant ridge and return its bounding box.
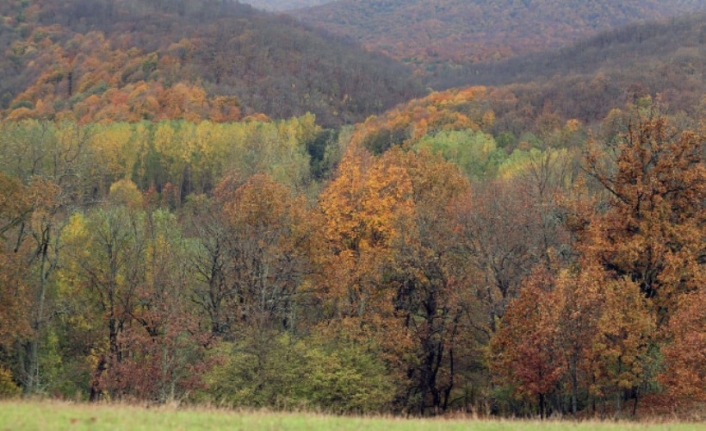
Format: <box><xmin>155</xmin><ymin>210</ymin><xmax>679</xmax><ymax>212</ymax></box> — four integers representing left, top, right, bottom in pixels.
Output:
<box><xmin>239</xmin><ymin>1</ymin><xmax>333</xmax><ymax>12</ymax></box>
<box><xmin>294</xmin><ymin>0</ymin><xmax>706</xmax><ymax>70</ymax></box>
<box><xmin>437</xmin><ymin>13</ymin><xmax>706</xmax><ymax>88</ymax></box>
<box><xmin>432</xmin><ymin>13</ymin><xmax>706</xmax><ymax>125</ymax></box>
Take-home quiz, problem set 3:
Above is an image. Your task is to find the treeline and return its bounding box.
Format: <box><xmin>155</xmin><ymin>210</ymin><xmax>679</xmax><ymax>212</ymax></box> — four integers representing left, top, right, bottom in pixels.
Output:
<box><xmin>0</xmin><ymin>0</ymin><xmax>422</xmax><ymax>126</ymax></box>
<box><xmin>0</xmin><ymin>116</ymin><xmax>322</xmax><ymax>204</ymax></box>
<box><xmin>0</xmin><ymin>93</ymin><xmax>704</xmax><ymax>416</ymax></box>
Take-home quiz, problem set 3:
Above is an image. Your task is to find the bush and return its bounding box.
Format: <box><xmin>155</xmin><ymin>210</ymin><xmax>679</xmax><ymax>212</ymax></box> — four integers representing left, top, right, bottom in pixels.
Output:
<box><xmin>0</xmin><ymin>366</ymin><xmax>20</xmax><ymax>399</ymax></box>
<box><xmin>198</xmin><ymin>334</ymin><xmax>396</xmax><ymax>414</ymax></box>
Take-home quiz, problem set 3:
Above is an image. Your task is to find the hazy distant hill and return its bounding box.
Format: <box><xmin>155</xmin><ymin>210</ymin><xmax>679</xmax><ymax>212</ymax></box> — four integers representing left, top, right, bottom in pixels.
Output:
<box><xmin>240</xmin><ymin>0</ymin><xmax>333</xmax><ymax>11</ymax></box>
<box><xmin>432</xmin><ymin>13</ymin><xmax>706</xmax><ymax>127</ymax></box>
<box><xmin>294</xmin><ymin>0</ymin><xmax>706</xmax><ymax>69</ymax></box>
<box><xmin>0</xmin><ymin>0</ymin><xmax>422</xmax><ymax>125</ymax></box>
<box><xmin>439</xmin><ymin>13</ymin><xmax>706</xmax><ymax>87</ymax></box>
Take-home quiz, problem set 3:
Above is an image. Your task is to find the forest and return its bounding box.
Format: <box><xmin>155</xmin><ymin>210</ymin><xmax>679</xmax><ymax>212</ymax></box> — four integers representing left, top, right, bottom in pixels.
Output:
<box><xmin>0</xmin><ymin>0</ymin><xmax>705</xmax><ymax>421</ymax></box>
<box><xmin>1</xmin><ymin>93</ymin><xmax>704</xmax><ymax>417</ymax></box>
<box><xmin>294</xmin><ymin>0</ymin><xmax>706</xmax><ymax>71</ymax></box>
<box><xmin>0</xmin><ymin>0</ymin><xmax>422</xmax><ymax>126</ymax></box>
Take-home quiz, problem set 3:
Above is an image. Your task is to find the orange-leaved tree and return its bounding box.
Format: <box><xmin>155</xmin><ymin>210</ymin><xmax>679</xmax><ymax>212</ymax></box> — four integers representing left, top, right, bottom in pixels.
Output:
<box><xmin>316</xmin><ymin>144</ymin><xmax>416</xmax><ymax>408</ymax></box>
<box><xmin>318</xmin><ymin>144</ymin><xmax>415</xmax><ymax>331</ymax></box>
<box><xmin>581</xmin><ymin>113</ymin><xmax>706</xmax><ymax>322</ymax></box>
<box><xmin>384</xmin><ymin>149</ymin><xmax>478</xmax><ymax>414</ymax></box>
<box><xmin>564</xmin><ymin>110</ymin><xmax>706</xmax><ymax>412</ymax></box>
<box><xmin>659</xmin><ymin>286</ymin><xmax>706</xmax><ymax>405</ymax></box>
<box><xmin>489</xmin><ymin>267</ymin><xmax>564</xmax><ymax>418</ymax></box>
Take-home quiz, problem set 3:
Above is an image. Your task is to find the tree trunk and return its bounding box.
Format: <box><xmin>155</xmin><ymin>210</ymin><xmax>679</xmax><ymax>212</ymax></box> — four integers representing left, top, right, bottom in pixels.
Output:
<box><xmin>26</xmin><ymin>227</ymin><xmax>52</xmax><ymax>394</ymax></box>
<box><xmin>89</xmin><ymin>355</ymin><xmax>107</xmax><ymax>402</ymax></box>
<box><xmin>570</xmin><ymin>355</ymin><xmax>578</xmax><ymax>416</ymax></box>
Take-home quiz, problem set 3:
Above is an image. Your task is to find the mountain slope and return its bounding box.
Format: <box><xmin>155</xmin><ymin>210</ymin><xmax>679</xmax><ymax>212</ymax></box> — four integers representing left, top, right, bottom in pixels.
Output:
<box><xmin>430</xmin><ymin>13</ymin><xmax>706</xmax><ymax>124</ymax></box>
<box><xmin>437</xmin><ymin>13</ymin><xmax>706</xmax><ymax>87</ymax></box>
<box><xmin>293</xmin><ymin>0</ymin><xmax>706</xmax><ymax>68</ymax></box>
<box><xmin>0</xmin><ymin>0</ymin><xmax>423</xmax><ymax>126</ymax></box>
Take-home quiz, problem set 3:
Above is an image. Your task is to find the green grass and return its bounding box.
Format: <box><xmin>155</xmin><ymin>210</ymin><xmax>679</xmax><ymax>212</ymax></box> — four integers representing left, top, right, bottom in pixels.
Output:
<box><xmin>0</xmin><ymin>401</ymin><xmax>702</xmax><ymax>431</ymax></box>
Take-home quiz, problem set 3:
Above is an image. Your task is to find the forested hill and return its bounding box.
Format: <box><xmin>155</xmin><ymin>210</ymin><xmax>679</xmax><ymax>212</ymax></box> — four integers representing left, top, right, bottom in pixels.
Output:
<box><xmin>0</xmin><ymin>0</ymin><xmax>423</xmax><ymax>126</ymax></box>
<box><xmin>293</xmin><ymin>0</ymin><xmax>706</xmax><ymax>69</ymax></box>
<box><xmin>430</xmin><ymin>13</ymin><xmax>706</xmax><ymax>124</ymax></box>
<box><xmin>438</xmin><ymin>13</ymin><xmax>706</xmax><ymax>87</ymax></box>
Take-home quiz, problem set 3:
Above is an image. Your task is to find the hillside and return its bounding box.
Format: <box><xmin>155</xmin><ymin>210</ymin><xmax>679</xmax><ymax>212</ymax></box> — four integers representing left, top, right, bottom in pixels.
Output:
<box><xmin>430</xmin><ymin>13</ymin><xmax>706</xmax><ymax>125</ymax></box>
<box><xmin>438</xmin><ymin>12</ymin><xmax>706</xmax><ymax>85</ymax></box>
<box><xmin>293</xmin><ymin>0</ymin><xmax>706</xmax><ymax>69</ymax></box>
<box><xmin>0</xmin><ymin>0</ymin><xmax>423</xmax><ymax>126</ymax></box>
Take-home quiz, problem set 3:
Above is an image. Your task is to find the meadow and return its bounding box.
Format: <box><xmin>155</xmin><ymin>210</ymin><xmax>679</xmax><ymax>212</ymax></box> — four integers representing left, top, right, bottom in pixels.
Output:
<box><xmin>0</xmin><ymin>401</ymin><xmax>702</xmax><ymax>431</ymax></box>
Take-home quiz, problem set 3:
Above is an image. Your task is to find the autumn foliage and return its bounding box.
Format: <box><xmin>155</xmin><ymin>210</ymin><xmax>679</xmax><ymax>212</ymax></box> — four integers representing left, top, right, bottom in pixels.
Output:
<box><xmin>295</xmin><ymin>0</ymin><xmax>706</xmax><ymax>70</ymax></box>
<box><xmin>491</xmin><ymin>111</ymin><xmax>706</xmax><ymax>417</ymax></box>
<box><xmin>0</xmin><ymin>0</ymin><xmax>422</xmax><ymax>127</ymax></box>
<box><xmin>0</xmin><ymin>68</ymin><xmax>704</xmax><ymax>421</ymax></box>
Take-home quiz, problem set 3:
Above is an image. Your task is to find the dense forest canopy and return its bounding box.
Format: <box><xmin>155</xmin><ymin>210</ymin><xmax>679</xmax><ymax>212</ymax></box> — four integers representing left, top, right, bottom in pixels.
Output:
<box><xmin>0</xmin><ymin>0</ymin><xmax>705</xmax><ymax>421</ymax></box>
<box><xmin>0</xmin><ymin>0</ymin><xmax>422</xmax><ymax>126</ymax></box>
<box><xmin>1</xmin><ymin>94</ymin><xmax>704</xmax><ymax>417</ymax></box>
<box><xmin>417</xmin><ymin>12</ymin><xmax>706</xmax><ymax>135</ymax></box>
<box><xmin>437</xmin><ymin>13</ymin><xmax>706</xmax><ymax>87</ymax></box>
<box><xmin>294</xmin><ymin>0</ymin><xmax>706</xmax><ymax>71</ymax></box>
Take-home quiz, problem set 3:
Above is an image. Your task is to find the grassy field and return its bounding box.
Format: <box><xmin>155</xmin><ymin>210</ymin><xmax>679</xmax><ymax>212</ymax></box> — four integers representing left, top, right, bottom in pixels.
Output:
<box><xmin>0</xmin><ymin>401</ymin><xmax>703</xmax><ymax>431</ymax></box>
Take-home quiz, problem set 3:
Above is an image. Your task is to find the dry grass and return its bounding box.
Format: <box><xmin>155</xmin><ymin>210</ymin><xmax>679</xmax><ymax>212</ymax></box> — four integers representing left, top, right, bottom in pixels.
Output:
<box><xmin>0</xmin><ymin>400</ymin><xmax>704</xmax><ymax>431</ymax></box>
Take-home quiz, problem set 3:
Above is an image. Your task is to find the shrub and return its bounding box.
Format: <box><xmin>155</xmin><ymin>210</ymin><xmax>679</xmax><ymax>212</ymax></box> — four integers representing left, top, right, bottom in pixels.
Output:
<box><xmin>198</xmin><ymin>334</ymin><xmax>396</xmax><ymax>414</ymax></box>
<box><xmin>0</xmin><ymin>366</ymin><xmax>20</xmax><ymax>399</ymax></box>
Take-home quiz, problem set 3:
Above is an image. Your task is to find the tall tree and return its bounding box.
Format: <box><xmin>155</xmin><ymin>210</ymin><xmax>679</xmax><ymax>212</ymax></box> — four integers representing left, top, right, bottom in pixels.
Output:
<box><xmin>191</xmin><ymin>173</ymin><xmax>314</xmax><ymax>339</ymax></box>
<box><xmin>580</xmin><ymin>112</ymin><xmax>706</xmax><ymax>323</ymax></box>
<box><xmin>555</xmin><ymin>110</ymin><xmax>705</xmax><ymax>413</ymax></box>
<box><xmin>59</xmin><ymin>205</ymin><xmax>145</xmax><ymax>399</ymax></box>
<box><xmin>386</xmin><ymin>149</ymin><xmax>477</xmax><ymax>414</ymax></box>
<box><xmin>489</xmin><ymin>267</ymin><xmax>564</xmax><ymax>419</ymax></box>
<box><xmin>104</xmin><ymin>209</ymin><xmax>207</xmax><ymax>402</ymax></box>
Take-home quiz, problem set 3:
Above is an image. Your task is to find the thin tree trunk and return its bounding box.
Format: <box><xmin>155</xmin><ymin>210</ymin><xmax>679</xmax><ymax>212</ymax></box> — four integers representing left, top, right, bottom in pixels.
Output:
<box><xmin>89</xmin><ymin>355</ymin><xmax>107</xmax><ymax>402</ymax></box>
<box><xmin>27</xmin><ymin>228</ymin><xmax>52</xmax><ymax>393</ymax></box>
<box><xmin>570</xmin><ymin>356</ymin><xmax>578</xmax><ymax>416</ymax></box>
<box><xmin>632</xmin><ymin>387</ymin><xmax>639</xmax><ymax>417</ymax></box>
